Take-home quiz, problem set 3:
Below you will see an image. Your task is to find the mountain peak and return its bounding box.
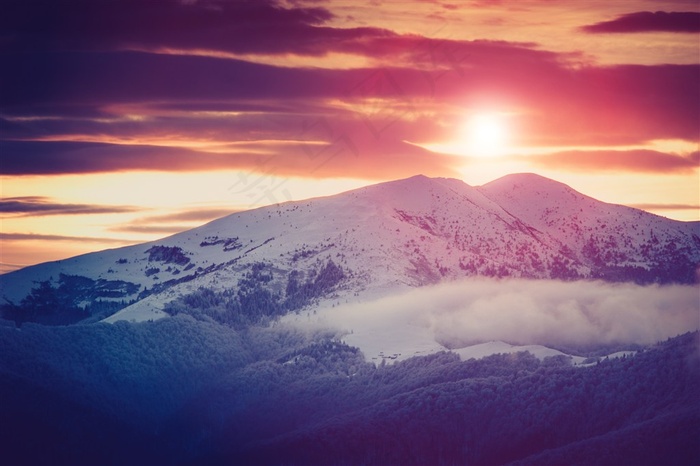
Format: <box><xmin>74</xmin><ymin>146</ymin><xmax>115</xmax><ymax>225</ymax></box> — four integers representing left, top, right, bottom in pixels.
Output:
<box><xmin>480</xmin><ymin>172</ymin><xmax>578</xmax><ymax>196</ymax></box>
<box><xmin>347</xmin><ymin>174</ymin><xmax>476</xmax><ymax>214</ymax></box>
<box><xmin>478</xmin><ymin>172</ymin><xmax>595</xmax><ymax>218</ymax></box>
<box><xmin>372</xmin><ymin>174</ymin><xmax>465</xmax><ymax>190</ymax></box>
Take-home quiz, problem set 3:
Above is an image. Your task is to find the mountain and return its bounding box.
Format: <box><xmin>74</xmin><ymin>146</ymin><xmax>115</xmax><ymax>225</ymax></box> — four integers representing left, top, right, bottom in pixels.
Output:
<box><xmin>2</xmin><ymin>173</ymin><xmax>699</xmax><ymax>325</ymax></box>
<box><xmin>2</xmin><ymin>174</ymin><xmax>699</xmax><ymax>465</ymax></box>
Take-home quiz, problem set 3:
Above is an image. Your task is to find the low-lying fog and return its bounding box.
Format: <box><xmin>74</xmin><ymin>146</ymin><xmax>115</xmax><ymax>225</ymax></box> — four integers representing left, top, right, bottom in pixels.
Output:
<box><xmin>283</xmin><ymin>278</ymin><xmax>700</xmax><ymax>361</ymax></box>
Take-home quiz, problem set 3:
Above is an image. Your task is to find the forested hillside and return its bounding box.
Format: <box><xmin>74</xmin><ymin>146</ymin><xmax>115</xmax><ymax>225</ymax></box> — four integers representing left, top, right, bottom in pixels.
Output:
<box><xmin>1</xmin><ymin>314</ymin><xmax>697</xmax><ymax>466</ymax></box>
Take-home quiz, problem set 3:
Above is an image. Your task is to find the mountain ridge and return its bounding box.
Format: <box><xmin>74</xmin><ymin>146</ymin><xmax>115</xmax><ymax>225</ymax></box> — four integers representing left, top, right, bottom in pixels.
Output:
<box><xmin>1</xmin><ymin>173</ymin><xmax>698</xmax><ymax>325</ymax></box>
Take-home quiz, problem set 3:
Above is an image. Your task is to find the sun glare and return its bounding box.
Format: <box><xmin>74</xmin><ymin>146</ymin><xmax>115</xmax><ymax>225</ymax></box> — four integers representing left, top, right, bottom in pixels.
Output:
<box><xmin>464</xmin><ymin>113</ymin><xmax>510</xmax><ymax>157</ymax></box>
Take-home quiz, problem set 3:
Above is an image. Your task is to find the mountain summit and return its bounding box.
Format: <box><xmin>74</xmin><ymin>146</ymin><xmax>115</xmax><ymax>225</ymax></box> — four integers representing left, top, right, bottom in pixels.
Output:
<box><xmin>2</xmin><ymin>174</ymin><xmax>699</xmax><ymax>324</ymax></box>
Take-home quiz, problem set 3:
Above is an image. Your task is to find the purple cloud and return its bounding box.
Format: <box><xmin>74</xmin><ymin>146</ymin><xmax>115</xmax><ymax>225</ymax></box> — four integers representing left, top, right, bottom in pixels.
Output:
<box><xmin>0</xmin><ymin>137</ymin><xmax>460</xmax><ymax>181</ymax></box>
<box><xmin>0</xmin><ymin>196</ymin><xmax>141</xmax><ymax>216</ymax></box>
<box><xmin>583</xmin><ymin>11</ymin><xmax>700</xmax><ymax>33</ymax></box>
<box><xmin>1</xmin><ymin>0</ymin><xmax>340</xmax><ymax>55</ymax></box>
<box><xmin>109</xmin><ymin>225</ymin><xmax>191</xmax><ymax>235</ymax></box>
<box><xmin>0</xmin><ymin>141</ymin><xmax>211</xmax><ymax>175</ymax></box>
<box><xmin>0</xmin><ymin>232</ymin><xmax>139</xmax><ymax>243</ymax></box>
<box><xmin>110</xmin><ymin>209</ymin><xmax>239</xmax><ymax>235</ymax></box>
<box><xmin>138</xmin><ymin>209</ymin><xmax>237</xmax><ymax>223</ymax></box>
<box><xmin>529</xmin><ymin>149</ymin><xmax>699</xmax><ymax>174</ymax></box>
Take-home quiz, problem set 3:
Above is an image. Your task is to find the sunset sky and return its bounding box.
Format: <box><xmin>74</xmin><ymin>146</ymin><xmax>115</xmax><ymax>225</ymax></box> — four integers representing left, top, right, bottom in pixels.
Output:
<box><xmin>1</xmin><ymin>0</ymin><xmax>699</xmax><ymax>273</ymax></box>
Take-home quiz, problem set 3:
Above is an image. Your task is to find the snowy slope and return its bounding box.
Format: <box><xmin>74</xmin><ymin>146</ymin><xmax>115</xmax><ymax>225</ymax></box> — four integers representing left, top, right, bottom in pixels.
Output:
<box><xmin>453</xmin><ymin>341</ymin><xmax>587</xmax><ymax>365</ymax></box>
<box><xmin>479</xmin><ymin>173</ymin><xmax>700</xmax><ymax>279</ymax></box>
<box><xmin>1</xmin><ymin>174</ymin><xmax>699</xmax><ymax>324</ymax></box>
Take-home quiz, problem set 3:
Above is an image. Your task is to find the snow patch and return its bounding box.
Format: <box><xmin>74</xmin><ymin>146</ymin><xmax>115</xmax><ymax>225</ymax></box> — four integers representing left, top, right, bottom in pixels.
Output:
<box><xmin>453</xmin><ymin>341</ymin><xmax>587</xmax><ymax>365</ymax></box>
<box><xmin>102</xmin><ymin>299</ymin><xmax>168</xmax><ymax>323</ymax></box>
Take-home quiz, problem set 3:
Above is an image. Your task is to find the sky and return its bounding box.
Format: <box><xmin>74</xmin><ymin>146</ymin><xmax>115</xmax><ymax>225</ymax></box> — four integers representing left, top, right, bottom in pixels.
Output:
<box><xmin>1</xmin><ymin>0</ymin><xmax>699</xmax><ymax>273</ymax></box>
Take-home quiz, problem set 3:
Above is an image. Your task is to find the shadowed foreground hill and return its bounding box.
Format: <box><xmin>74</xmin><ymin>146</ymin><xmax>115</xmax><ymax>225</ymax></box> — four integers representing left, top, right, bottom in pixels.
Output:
<box><xmin>231</xmin><ymin>332</ymin><xmax>700</xmax><ymax>466</ymax></box>
<box><xmin>1</xmin><ymin>314</ymin><xmax>697</xmax><ymax>465</ymax></box>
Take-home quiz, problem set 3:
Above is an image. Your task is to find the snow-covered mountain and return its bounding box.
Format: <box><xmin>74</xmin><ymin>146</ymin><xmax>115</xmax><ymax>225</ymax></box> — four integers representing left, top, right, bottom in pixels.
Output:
<box><xmin>2</xmin><ymin>173</ymin><xmax>699</xmax><ymax>324</ymax></box>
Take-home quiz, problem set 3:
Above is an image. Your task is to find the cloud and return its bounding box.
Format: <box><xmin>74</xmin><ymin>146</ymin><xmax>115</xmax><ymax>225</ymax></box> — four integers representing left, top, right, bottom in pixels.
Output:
<box><xmin>109</xmin><ymin>225</ymin><xmax>191</xmax><ymax>235</ymax></box>
<box><xmin>1</xmin><ymin>0</ymin><xmax>337</xmax><ymax>55</ymax></box>
<box><xmin>138</xmin><ymin>208</ymin><xmax>236</xmax><ymax>223</ymax></box>
<box><xmin>0</xmin><ymin>42</ymin><xmax>569</xmax><ymax>112</ymax></box>
<box><xmin>0</xmin><ymin>140</ymin><xmax>265</xmax><ymax>175</ymax></box>
<box><xmin>319</xmin><ymin>279</ymin><xmax>700</xmax><ymax>355</ymax></box>
<box><xmin>110</xmin><ymin>208</ymin><xmax>236</xmax><ymax>235</ymax></box>
<box><xmin>0</xmin><ymin>196</ymin><xmax>141</xmax><ymax>216</ymax></box>
<box><xmin>582</xmin><ymin>11</ymin><xmax>700</xmax><ymax>33</ymax></box>
<box><xmin>0</xmin><ymin>52</ymin><xmax>331</xmax><ymax>110</ymax></box>
<box><xmin>0</xmin><ymin>262</ymin><xmax>25</xmax><ymax>275</ymax></box>
<box><xmin>528</xmin><ymin>149</ymin><xmax>699</xmax><ymax>174</ymax></box>
<box><xmin>0</xmin><ymin>134</ymin><xmax>460</xmax><ymax>180</ymax></box>
<box><xmin>0</xmin><ymin>232</ymin><xmax>139</xmax><ymax>243</ymax></box>
<box><xmin>2</xmin><ymin>0</ymin><xmax>540</xmax><ymax>68</ymax></box>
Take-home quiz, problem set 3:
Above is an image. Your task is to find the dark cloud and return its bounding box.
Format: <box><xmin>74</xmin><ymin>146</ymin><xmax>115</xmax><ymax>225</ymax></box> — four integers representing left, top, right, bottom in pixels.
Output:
<box><xmin>0</xmin><ymin>41</ymin><xmax>567</xmax><ymax>111</ymax></box>
<box><xmin>0</xmin><ymin>137</ymin><xmax>460</xmax><ymax>180</ymax></box>
<box><xmin>1</xmin><ymin>140</ymin><xmax>324</xmax><ymax>176</ymax></box>
<box><xmin>0</xmin><ymin>141</ymin><xmax>214</xmax><ymax>175</ymax></box>
<box><xmin>109</xmin><ymin>225</ymin><xmax>191</xmax><ymax>235</ymax></box>
<box><xmin>0</xmin><ymin>51</ymin><xmax>337</xmax><ymax>110</ymax></box>
<box><xmin>0</xmin><ymin>232</ymin><xmax>139</xmax><ymax>243</ymax></box>
<box><xmin>529</xmin><ymin>149</ymin><xmax>699</xmax><ymax>174</ymax></box>
<box><xmin>582</xmin><ymin>11</ymin><xmax>700</xmax><ymax>33</ymax></box>
<box><xmin>1</xmin><ymin>0</ymin><xmax>437</xmax><ymax>63</ymax></box>
<box><xmin>138</xmin><ymin>209</ymin><xmax>236</xmax><ymax>223</ymax></box>
<box><xmin>0</xmin><ymin>196</ymin><xmax>141</xmax><ymax>216</ymax></box>
<box><xmin>0</xmin><ymin>262</ymin><xmax>25</xmax><ymax>274</ymax></box>
<box><xmin>1</xmin><ymin>0</ymin><xmax>338</xmax><ymax>55</ymax></box>
<box><xmin>110</xmin><ymin>208</ymin><xmax>236</xmax><ymax>236</ymax></box>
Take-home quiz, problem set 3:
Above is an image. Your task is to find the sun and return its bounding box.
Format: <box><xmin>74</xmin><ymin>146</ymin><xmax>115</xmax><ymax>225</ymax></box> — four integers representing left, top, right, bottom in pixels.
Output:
<box><xmin>463</xmin><ymin>113</ymin><xmax>510</xmax><ymax>157</ymax></box>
